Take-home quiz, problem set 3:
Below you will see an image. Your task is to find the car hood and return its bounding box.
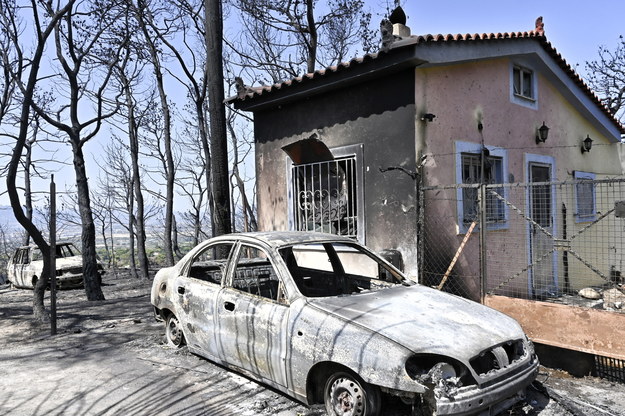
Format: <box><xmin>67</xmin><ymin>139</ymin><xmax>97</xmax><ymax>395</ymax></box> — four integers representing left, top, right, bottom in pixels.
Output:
<box><xmin>307</xmin><ymin>284</ymin><xmax>524</xmax><ymax>360</ymax></box>
<box><xmin>55</xmin><ymin>256</ymin><xmax>83</xmax><ymax>268</ymax></box>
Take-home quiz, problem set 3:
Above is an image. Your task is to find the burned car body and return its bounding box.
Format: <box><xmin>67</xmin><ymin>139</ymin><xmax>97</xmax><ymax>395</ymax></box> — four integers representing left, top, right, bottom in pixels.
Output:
<box><xmin>7</xmin><ymin>242</ymin><xmax>103</xmax><ymax>289</ymax></box>
<box><xmin>151</xmin><ymin>232</ymin><xmax>538</xmax><ymax>415</ymax></box>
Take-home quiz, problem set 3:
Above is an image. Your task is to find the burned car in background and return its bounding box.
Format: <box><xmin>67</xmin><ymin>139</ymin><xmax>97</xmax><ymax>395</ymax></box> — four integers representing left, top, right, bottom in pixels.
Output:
<box><xmin>151</xmin><ymin>232</ymin><xmax>538</xmax><ymax>416</ymax></box>
<box><xmin>7</xmin><ymin>242</ymin><xmax>103</xmax><ymax>289</ymax></box>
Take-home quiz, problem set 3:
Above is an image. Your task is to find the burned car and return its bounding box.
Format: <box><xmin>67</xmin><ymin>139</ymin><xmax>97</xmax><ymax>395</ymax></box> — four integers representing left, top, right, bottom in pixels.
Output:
<box><xmin>151</xmin><ymin>232</ymin><xmax>538</xmax><ymax>416</ymax></box>
<box><xmin>7</xmin><ymin>242</ymin><xmax>103</xmax><ymax>289</ymax></box>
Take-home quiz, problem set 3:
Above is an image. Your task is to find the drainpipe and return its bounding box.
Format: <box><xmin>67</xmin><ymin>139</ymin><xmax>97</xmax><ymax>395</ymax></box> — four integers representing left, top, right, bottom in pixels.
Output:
<box><xmin>479</xmin><ymin>186</ymin><xmax>488</xmax><ymax>302</ymax></box>
<box><xmin>479</xmin><ymin>148</ymin><xmax>487</xmax><ymax>304</ymax></box>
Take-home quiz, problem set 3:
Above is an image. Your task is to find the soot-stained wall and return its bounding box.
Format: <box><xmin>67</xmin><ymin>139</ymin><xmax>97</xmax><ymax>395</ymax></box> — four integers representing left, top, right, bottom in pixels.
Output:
<box><xmin>252</xmin><ymin>68</ymin><xmax>421</xmax><ymax>277</ymax></box>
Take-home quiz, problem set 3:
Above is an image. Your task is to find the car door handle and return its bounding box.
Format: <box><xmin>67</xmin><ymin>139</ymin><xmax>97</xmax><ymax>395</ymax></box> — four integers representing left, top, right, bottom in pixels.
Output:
<box><xmin>224</xmin><ymin>301</ymin><xmax>235</xmax><ymax>311</ymax></box>
<box><xmin>177</xmin><ymin>286</ymin><xmax>186</xmax><ymax>294</ymax></box>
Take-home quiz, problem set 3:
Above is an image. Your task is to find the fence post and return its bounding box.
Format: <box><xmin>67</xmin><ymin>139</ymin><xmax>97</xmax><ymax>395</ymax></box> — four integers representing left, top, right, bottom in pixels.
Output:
<box><xmin>50</xmin><ymin>175</ymin><xmax>57</xmax><ymax>335</ymax></box>
<box><xmin>479</xmin><ymin>184</ymin><xmax>487</xmax><ymax>303</ymax></box>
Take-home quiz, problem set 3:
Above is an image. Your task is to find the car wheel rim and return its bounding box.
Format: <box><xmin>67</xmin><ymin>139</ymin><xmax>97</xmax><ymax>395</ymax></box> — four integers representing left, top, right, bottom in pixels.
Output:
<box><xmin>167</xmin><ymin>317</ymin><xmax>182</xmax><ymax>346</ymax></box>
<box><xmin>329</xmin><ymin>376</ymin><xmax>364</xmax><ymax>416</ymax></box>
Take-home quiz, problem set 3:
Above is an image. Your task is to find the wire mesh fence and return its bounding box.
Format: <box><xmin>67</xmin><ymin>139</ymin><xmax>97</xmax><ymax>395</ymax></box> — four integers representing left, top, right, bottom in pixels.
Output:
<box><xmin>420</xmin><ymin>178</ymin><xmax>625</xmax><ymax>312</ymax></box>
<box><xmin>419</xmin><ymin>183</ymin><xmax>483</xmax><ymax>301</ymax></box>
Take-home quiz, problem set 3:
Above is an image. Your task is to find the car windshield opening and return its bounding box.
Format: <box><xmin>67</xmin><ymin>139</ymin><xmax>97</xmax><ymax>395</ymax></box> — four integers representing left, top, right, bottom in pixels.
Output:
<box><xmin>280</xmin><ymin>242</ymin><xmax>405</xmax><ymax>297</ymax></box>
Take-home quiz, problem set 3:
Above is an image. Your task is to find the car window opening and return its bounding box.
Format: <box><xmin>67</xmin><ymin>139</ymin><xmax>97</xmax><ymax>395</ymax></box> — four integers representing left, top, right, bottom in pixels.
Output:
<box><xmin>280</xmin><ymin>242</ymin><xmax>404</xmax><ymax>297</ymax></box>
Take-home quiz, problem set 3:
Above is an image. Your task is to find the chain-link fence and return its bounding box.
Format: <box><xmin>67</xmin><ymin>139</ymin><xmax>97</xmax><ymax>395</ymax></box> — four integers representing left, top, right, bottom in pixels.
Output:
<box><xmin>420</xmin><ymin>178</ymin><xmax>625</xmax><ymax>312</ymax></box>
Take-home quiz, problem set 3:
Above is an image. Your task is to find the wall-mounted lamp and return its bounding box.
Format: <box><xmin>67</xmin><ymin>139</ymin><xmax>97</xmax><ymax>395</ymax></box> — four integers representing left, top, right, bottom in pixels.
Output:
<box><xmin>421</xmin><ymin>113</ymin><xmax>436</xmax><ymax>122</ymax></box>
<box><xmin>581</xmin><ymin>135</ymin><xmax>593</xmax><ymax>154</ymax></box>
<box><xmin>536</xmin><ymin>122</ymin><xmax>549</xmax><ymax>144</ymax></box>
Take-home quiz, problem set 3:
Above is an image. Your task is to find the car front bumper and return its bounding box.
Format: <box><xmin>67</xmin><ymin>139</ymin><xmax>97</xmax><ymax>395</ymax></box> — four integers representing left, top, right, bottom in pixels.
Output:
<box><xmin>433</xmin><ymin>356</ymin><xmax>540</xmax><ymax>416</ymax></box>
<box><xmin>55</xmin><ymin>273</ymin><xmax>84</xmax><ymax>288</ymax></box>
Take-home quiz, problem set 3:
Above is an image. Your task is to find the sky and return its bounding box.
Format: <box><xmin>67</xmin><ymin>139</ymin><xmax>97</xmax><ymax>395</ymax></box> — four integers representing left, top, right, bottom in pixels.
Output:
<box><xmin>1</xmin><ymin>0</ymin><xmax>624</xmax><ymax>213</ymax></box>
<box><xmin>398</xmin><ymin>0</ymin><xmax>623</xmax><ymax>73</ymax></box>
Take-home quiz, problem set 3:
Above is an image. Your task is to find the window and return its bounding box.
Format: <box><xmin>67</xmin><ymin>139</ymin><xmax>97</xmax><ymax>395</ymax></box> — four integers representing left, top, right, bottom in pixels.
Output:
<box><xmin>15</xmin><ymin>249</ymin><xmax>28</xmax><ymax>264</ymax></box>
<box><xmin>232</xmin><ymin>245</ymin><xmax>284</xmax><ymax>303</ymax></box>
<box><xmin>57</xmin><ymin>244</ymin><xmax>79</xmax><ymax>258</ymax></box>
<box><xmin>574</xmin><ymin>171</ymin><xmax>596</xmax><ymax>221</ymax></box>
<box><xmin>31</xmin><ymin>248</ymin><xmax>43</xmax><ymax>262</ymax></box>
<box><xmin>288</xmin><ymin>144</ymin><xmax>363</xmax><ymax>241</ymax></box>
<box><xmin>513</xmin><ymin>66</ymin><xmax>534</xmax><ymax>99</ymax></box>
<box><xmin>511</xmin><ymin>63</ymin><xmax>537</xmax><ymax>109</ymax></box>
<box><xmin>187</xmin><ymin>243</ymin><xmax>234</xmax><ymax>284</ymax></box>
<box><xmin>455</xmin><ymin>141</ymin><xmax>508</xmax><ymax>233</ymax></box>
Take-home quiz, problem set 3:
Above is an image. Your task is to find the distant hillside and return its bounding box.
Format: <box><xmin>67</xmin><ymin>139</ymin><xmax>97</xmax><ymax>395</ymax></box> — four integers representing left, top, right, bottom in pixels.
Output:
<box><xmin>0</xmin><ymin>206</ymin><xmax>20</xmax><ymax>230</ymax></box>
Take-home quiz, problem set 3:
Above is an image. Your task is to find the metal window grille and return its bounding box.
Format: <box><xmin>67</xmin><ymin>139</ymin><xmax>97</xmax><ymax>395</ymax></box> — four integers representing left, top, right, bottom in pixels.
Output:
<box><xmin>291</xmin><ymin>157</ymin><xmax>358</xmax><ymax>238</ymax></box>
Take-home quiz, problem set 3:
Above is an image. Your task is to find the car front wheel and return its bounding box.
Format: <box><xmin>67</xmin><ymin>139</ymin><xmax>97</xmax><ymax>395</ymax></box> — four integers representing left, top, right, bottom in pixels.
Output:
<box><xmin>165</xmin><ymin>314</ymin><xmax>185</xmax><ymax>348</ymax></box>
<box><xmin>324</xmin><ymin>372</ymin><xmax>380</xmax><ymax>416</ymax></box>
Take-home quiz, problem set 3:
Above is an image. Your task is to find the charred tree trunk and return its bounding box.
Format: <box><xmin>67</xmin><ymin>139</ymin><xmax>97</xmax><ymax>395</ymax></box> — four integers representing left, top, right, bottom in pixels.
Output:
<box><xmin>22</xmin><ymin>137</ymin><xmax>34</xmax><ymax>246</ymax></box>
<box><xmin>305</xmin><ymin>0</ymin><xmax>318</xmax><ymax>74</ymax></box>
<box><xmin>206</xmin><ymin>0</ymin><xmax>231</xmax><ymax>237</ymax></box>
<box><xmin>128</xmin><ymin>214</ymin><xmax>138</xmax><ymax>279</ymax></box>
<box><xmin>71</xmin><ymin>141</ymin><xmax>105</xmax><ymax>301</ymax></box>
<box><xmin>160</xmin><ymin>82</ymin><xmax>175</xmax><ymax>266</ymax></box>
<box><xmin>196</xmin><ymin>101</ymin><xmax>213</xmax><ymax>236</ymax></box>
<box><xmin>135</xmin><ymin>1</ymin><xmax>176</xmax><ymax>265</ymax></box>
<box><xmin>124</xmin><ymin>78</ymin><xmax>149</xmax><ymax>279</ymax></box>
<box><xmin>172</xmin><ymin>213</ymin><xmax>183</xmax><ymax>259</ymax></box>
<box><xmin>227</xmin><ymin>117</ymin><xmax>257</xmax><ymax>232</ymax></box>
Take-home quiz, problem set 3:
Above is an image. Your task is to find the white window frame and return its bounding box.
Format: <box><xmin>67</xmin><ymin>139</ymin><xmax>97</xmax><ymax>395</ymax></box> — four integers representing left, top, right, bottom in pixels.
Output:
<box><xmin>286</xmin><ymin>143</ymin><xmax>365</xmax><ymax>243</ymax></box>
<box><xmin>510</xmin><ymin>62</ymin><xmax>538</xmax><ymax>109</ymax></box>
<box><xmin>455</xmin><ymin>141</ymin><xmax>509</xmax><ymax>234</ymax></box>
<box><xmin>573</xmin><ymin>171</ymin><xmax>596</xmax><ymax>222</ymax></box>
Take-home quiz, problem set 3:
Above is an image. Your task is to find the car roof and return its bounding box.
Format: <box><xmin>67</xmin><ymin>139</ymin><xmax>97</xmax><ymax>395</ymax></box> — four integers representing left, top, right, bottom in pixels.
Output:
<box><xmin>17</xmin><ymin>242</ymin><xmax>75</xmax><ymax>249</ymax></box>
<box><xmin>211</xmin><ymin>231</ymin><xmax>356</xmax><ymax>249</ymax></box>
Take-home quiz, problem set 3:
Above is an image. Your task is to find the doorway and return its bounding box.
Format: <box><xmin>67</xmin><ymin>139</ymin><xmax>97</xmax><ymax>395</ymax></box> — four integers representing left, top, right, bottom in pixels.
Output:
<box><xmin>526</xmin><ymin>155</ymin><xmax>558</xmax><ymax>299</ymax></box>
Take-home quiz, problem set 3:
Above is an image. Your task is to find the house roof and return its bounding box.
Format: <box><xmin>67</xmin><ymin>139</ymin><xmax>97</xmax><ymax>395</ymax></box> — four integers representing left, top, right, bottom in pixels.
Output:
<box><xmin>231</xmin><ymin>26</ymin><xmax>624</xmax><ymax>135</ymax></box>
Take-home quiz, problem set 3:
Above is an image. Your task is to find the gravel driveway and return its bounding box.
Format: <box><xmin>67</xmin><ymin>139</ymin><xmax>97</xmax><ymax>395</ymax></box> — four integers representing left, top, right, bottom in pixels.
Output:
<box><xmin>0</xmin><ymin>273</ymin><xmax>623</xmax><ymax>416</ymax></box>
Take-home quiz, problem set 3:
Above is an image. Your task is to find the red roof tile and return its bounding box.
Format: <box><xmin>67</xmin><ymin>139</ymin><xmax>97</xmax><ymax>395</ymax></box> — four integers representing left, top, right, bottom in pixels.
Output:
<box><xmin>235</xmin><ymin>30</ymin><xmax>624</xmax><ymax>134</ymax></box>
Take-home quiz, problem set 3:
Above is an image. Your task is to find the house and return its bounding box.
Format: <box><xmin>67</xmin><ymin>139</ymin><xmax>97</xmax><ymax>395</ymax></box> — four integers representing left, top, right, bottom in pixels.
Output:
<box><xmin>232</xmin><ymin>15</ymin><xmax>625</xmax><ymax>361</ymax></box>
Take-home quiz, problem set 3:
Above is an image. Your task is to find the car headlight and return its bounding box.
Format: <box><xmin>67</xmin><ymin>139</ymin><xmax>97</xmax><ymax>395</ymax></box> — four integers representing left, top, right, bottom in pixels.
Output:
<box><xmin>405</xmin><ymin>355</ymin><xmax>470</xmax><ymax>384</ymax></box>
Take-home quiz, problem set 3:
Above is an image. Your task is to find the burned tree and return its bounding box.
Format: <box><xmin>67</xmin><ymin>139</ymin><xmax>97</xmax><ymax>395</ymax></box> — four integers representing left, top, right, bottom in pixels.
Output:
<box><xmin>130</xmin><ymin>0</ymin><xmax>177</xmax><ymax>264</ymax></box>
<box><xmin>230</xmin><ymin>0</ymin><xmax>375</xmax><ymax>83</ymax></box>
<box><xmin>25</xmin><ymin>0</ymin><xmax>132</xmax><ymax>300</ymax></box>
<box><xmin>206</xmin><ymin>0</ymin><xmax>232</xmax><ymax>237</ymax></box>
<box><xmin>586</xmin><ymin>35</ymin><xmax>625</xmax><ymax>123</ymax></box>
<box><xmin>1</xmin><ymin>0</ymin><xmax>76</xmax><ymax>320</ymax></box>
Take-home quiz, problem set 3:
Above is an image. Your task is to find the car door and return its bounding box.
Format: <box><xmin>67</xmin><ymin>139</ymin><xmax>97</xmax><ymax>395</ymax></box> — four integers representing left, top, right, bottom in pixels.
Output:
<box><xmin>12</xmin><ymin>249</ymin><xmax>29</xmax><ymax>287</ymax></box>
<box><xmin>173</xmin><ymin>241</ymin><xmax>234</xmax><ymax>361</ymax></box>
<box><xmin>215</xmin><ymin>243</ymin><xmax>290</xmax><ymax>388</ymax></box>
<box><xmin>7</xmin><ymin>249</ymin><xmax>22</xmax><ymax>286</ymax></box>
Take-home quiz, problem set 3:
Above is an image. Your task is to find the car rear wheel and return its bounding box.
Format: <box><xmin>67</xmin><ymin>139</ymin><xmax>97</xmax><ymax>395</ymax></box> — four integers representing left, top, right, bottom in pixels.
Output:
<box><xmin>165</xmin><ymin>314</ymin><xmax>185</xmax><ymax>348</ymax></box>
<box><xmin>324</xmin><ymin>371</ymin><xmax>380</xmax><ymax>416</ymax></box>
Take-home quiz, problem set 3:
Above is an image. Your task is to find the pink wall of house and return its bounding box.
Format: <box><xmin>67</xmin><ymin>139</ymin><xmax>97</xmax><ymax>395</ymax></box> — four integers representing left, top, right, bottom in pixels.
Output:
<box><xmin>415</xmin><ymin>57</ymin><xmax>623</xmax><ymax>300</ymax></box>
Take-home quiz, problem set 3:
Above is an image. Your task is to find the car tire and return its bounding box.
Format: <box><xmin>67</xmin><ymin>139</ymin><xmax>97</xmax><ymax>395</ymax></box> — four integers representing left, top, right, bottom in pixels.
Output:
<box><xmin>165</xmin><ymin>314</ymin><xmax>185</xmax><ymax>348</ymax></box>
<box><xmin>324</xmin><ymin>371</ymin><xmax>381</xmax><ymax>416</ymax></box>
